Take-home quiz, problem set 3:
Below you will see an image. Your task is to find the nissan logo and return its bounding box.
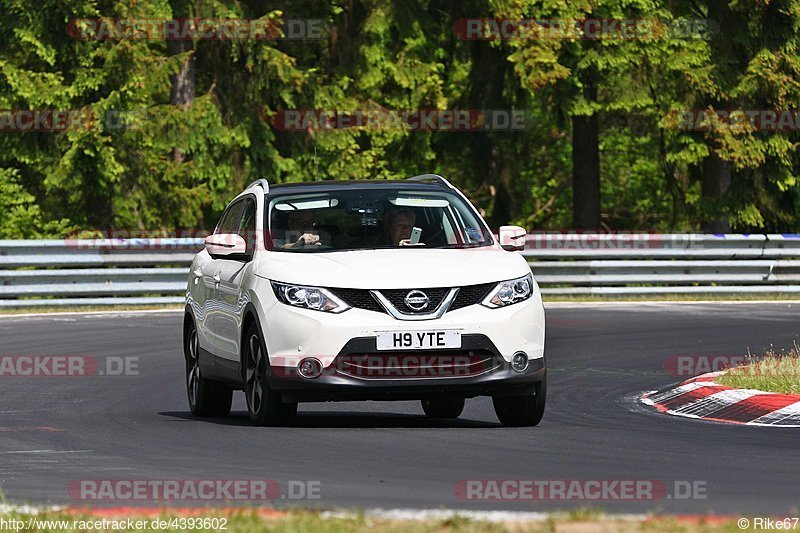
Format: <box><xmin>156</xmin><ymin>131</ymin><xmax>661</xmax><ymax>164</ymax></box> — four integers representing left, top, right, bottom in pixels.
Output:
<box><xmin>404</xmin><ymin>290</ymin><xmax>430</xmax><ymax>311</ymax></box>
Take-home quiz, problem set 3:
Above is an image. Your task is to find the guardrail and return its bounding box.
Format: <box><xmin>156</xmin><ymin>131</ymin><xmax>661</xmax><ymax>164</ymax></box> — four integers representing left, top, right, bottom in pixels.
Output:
<box><xmin>0</xmin><ymin>239</ymin><xmax>200</xmax><ymax>308</ymax></box>
<box><xmin>1</xmin><ymin>234</ymin><xmax>800</xmax><ymax>307</ymax></box>
<box><xmin>524</xmin><ymin>234</ymin><xmax>800</xmax><ymax>295</ymax></box>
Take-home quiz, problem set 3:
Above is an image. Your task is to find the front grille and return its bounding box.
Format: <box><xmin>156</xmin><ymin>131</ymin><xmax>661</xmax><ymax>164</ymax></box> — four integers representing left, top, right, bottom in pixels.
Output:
<box><xmin>329</xmin><ymin>288</ymin><xmax>384</xmax><ymax>314</ymax></box>
<box><xmin>330</xmin><ymin>282</ymin><xmax>497</xmax><ymax>315</ymax></box>
<box><xmin>450</xmin><ymin>282</ymin><xmax>495</xmax><ymax>310</ymax></box>
<box><xmin>333</xmin><ymin>351</ymin><xmax>499</xmax><ymax>379</ymax></box>
<box><xmin>378</xmin><ymin>287</ymin><xmax>450</xmax><ymax>313</ymax></box>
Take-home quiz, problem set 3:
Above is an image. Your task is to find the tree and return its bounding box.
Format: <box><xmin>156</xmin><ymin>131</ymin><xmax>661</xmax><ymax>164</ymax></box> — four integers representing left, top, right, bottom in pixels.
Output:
<box><xmin>669</xmin><ymin>0</ymin><xmax>800</xmax><ymax>232</ymax></box>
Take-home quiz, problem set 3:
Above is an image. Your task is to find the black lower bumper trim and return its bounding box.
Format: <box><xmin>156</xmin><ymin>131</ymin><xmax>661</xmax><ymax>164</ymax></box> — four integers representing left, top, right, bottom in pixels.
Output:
<box><xmin>269</xmin><ymin>358</ymin><xmax>545</xmax><ymax>403</ymax></box>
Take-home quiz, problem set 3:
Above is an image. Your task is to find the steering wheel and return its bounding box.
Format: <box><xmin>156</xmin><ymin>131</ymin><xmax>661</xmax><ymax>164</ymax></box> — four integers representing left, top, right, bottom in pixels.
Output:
<box><xmin>422</xmin><ymin>226</ymin><xmax>446</xmax><ymax>246</ymax></box>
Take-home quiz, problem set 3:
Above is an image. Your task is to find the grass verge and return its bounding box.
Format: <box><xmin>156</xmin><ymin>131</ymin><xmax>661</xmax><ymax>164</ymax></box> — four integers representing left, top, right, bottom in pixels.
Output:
<box><xmin>716</xmin><ymin>345</ymin><xmax>800</xmax><ymax>394</ymax></box>
<box><xmin>0</xmin><ymin>508</ymin><xmax>777</xmax><ymax>533</ymax></box>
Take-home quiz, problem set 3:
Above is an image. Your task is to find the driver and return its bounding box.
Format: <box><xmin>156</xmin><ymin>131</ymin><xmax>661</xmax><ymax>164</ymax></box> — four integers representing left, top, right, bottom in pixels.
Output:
<box><xmin>275</xmin><ymin>210</ymin><xmax>321</xmax><ymax>249</ymax></box>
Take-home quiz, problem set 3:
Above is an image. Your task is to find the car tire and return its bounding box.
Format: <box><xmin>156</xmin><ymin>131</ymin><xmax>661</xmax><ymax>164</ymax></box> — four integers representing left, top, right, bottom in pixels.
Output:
<box><xmin>492</xmin><ymin>376</ymin><xmax>547</xmax><ymax>427</ymax></box>
<box><xmin>421</xmin><ymin>398</ymin><xmax>465</xmax><ymax>418</ymax></box>
<box><xmin>184</xmin><ymin>319</ymin><xmax>233</xmax><ymax>417</ymax></box>
<box><xmin>243</xmin><ymin>322</ymin><xmax>297</xmax><ymax>426</ymax></box>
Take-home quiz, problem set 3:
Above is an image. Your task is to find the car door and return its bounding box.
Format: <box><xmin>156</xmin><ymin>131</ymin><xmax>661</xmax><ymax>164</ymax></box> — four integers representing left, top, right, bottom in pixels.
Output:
<box><xmin>213</xmin><ymin>195</ymin><xmax>256</xmax><ymax>366</ymax></box>
<box><xmin>189</xmin><ymin>248</ymin><xmax>218</xmax><ymax>346</ymax></box>
<box><xmin>204</xmin><ymin>200</ymin><xmax>244</xmax><ymax>354</ymax></box>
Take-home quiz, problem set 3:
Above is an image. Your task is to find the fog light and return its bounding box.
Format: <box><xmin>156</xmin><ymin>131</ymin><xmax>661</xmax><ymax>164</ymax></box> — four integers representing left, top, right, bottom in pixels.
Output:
<box><xmin>298</xmin><ymin>357</ymin><xmax>322</xmax><ymax>379</ymax></box>
<box><xmin>511</xmin><ymin>352</ymin><xmax>528</xmax><ymax>372</ymax></box>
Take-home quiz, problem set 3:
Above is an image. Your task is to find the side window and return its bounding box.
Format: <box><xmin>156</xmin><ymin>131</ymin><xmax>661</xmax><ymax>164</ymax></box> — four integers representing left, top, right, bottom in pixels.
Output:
<box><xmin>215</xmin><ymin>201</ymin><xmax>243</xmax><ymax>235</ymax></box>
<box><xmin>441</xmin><ymin>211</ymin><xmax>458</xmax><ymax>244</ymax></box>
<box><xmin>236</xmin><ymin>197</ymin><xmax>256</xmax><ymax>252</ymax></box>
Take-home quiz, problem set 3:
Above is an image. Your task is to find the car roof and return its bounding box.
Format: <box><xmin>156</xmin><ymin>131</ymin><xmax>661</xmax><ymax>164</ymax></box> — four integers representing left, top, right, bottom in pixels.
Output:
<box><xmin>266</xmin><ymin>180</ymin><xmax>451</xmax><ymax>195</ymax></box>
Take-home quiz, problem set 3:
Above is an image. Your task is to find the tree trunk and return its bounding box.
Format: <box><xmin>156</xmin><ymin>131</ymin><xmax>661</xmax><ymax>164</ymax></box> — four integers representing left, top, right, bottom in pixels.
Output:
<box><xmin>571</xmin><ymin>81</ymin><xmax>601</xmax><ymax>229</ymax></box>
<box><xmin>490</xmin><ymin>162</ymin><xmax>513</xmax><ymax>227</ymax></box>
<box><xmin>467</xmin><ymin>39</ymin><xmax>515</xmax><ymax>227</ymax></box>
<box><xmin>701</xmin><ymin>152</ymin><xmax>732</xmax><ymax>232</ymax></box>
<box><xmin>168</xmin><ymin>1</ymin><xmax>195</xmax><ymax>163</ymax></box>
<box><xmin>699</xmin><ymin>0</ymin><xmax>737</xmax><ymax>233</ymax></box>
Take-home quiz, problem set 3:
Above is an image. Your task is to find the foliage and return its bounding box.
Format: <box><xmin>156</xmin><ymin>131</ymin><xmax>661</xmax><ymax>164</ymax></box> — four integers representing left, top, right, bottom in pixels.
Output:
<box><xmin>1</xmin><ymin>0</ymin><xmax>799</xmax><ymax>234</ymax></box>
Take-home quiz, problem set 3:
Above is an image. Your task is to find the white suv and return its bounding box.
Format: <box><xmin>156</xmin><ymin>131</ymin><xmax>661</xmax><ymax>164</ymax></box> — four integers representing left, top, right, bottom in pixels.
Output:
<box><xmin>183</xmin><ymin>175</ymin><xmax>546</xmax><ymax>426</ymax></box>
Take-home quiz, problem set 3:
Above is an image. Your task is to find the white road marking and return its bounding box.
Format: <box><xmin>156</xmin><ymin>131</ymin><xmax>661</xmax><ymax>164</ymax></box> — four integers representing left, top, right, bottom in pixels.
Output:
<box><xmin>0</xmin><ymin>309</ymin><xmax>182</xmax><ymax>319</ymax></box>
<box><xmin>0</xmin><ymin>450</ymin><xmax>92</xmax><ymax>454</ymax></box>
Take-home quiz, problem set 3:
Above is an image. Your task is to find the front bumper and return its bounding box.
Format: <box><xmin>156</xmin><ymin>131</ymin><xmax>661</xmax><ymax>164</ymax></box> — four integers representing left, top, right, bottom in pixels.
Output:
<box><xmin>254</xmin><ymin>277</ymin><xmax>546</xmax><ymax>369</ymax></box>
<box><xmin>268</xmin><ymin>334</ymin><xmax>546</xmax><ymax>402</ymax></box>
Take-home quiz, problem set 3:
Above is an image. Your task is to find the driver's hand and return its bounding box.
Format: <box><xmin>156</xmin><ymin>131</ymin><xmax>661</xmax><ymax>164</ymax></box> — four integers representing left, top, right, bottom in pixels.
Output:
<box><xmin>399</xmin><ymin>239</ymin><xmax>424</xmax><ymax>247</ymax></box>
<box><xmin>297</xmin><ymin>233</ymin><xmax>320</xmax><ymax>245</ymax></box>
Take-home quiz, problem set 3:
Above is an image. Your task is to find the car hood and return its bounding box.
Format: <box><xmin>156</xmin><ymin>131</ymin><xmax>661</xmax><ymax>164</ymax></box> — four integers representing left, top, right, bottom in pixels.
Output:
<box><xmin>253</xmin><ymin>247</ymin><xmax>530</xmax><ymax>289</ymax></box>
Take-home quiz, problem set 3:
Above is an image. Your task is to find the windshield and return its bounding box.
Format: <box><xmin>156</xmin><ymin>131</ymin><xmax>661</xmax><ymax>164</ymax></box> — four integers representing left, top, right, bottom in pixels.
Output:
<box><xmin>266</xmin><ymin>188</ymin><xmax>493</xmax><ymax>252</ymax></box>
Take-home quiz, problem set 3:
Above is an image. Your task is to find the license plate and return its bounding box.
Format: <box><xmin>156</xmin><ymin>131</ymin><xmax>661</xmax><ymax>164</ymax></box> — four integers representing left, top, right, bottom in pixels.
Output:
<box><xmin>376</xmin><ymin>330</ymin><xmax>461</xmax><ymax>351</ymax></box>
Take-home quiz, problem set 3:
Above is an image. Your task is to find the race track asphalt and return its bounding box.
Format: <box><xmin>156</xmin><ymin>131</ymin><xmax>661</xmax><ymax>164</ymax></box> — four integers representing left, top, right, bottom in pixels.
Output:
<box><xmin>0</xmin><ymin>302</ymin><xmax>798</xmax><ymax>515</ymax></box>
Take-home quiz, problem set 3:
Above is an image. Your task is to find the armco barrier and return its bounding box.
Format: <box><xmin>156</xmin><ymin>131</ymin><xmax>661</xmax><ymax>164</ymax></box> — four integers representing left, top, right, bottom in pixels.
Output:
<box><xmin>524</xmin><ymin>233</ymin><xmax>800</xmax><ymax>294</ymax></box>
<box><xmin>0</xmin><ymin>238</ymin><xmax>202</xmax><ymax>308</ymax></box>
<box><xmin>1</xmin><ymin>234</ymin><xmax>800</xmax><ymax>307</ymax></box>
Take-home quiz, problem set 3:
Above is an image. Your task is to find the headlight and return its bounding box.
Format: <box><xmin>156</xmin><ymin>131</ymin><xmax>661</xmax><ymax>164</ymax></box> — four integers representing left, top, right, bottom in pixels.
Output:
<box><xmin>481</xmin><ymin>273</ymin><xmax>534</xmax><ymax>308</ymax></box>
<box><xmin>271</xmin><ymin>282</ymin><xmax>350</xmax><ymax>313</ymax></box>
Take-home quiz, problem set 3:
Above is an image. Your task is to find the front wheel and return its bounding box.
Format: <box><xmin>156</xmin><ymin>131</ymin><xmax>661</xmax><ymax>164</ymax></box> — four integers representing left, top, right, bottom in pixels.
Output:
<box><xmin>421</xmin><ymin>398</ymin><xmax>465</xmax><ymax>418</ymax></box>
<box><xmin>185</xmin><ymin>320</ymin><xmax>232</xmax><ymax>417</ymax></box>
<box><xmin>492</xmin><ymin>376</ymin><xmax>546</xmax><ymax>427</ymax></box>
<box><xmin>243</xmin><ymin>323</ymin><xmax>297</xmax><ymax>426</ymax></box>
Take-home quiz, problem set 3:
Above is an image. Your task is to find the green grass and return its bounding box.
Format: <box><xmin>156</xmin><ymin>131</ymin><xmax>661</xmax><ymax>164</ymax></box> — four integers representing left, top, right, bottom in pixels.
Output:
<box><xmin>0</xmin><ymin>508</ymin><xmax>782</xmax><ymax>533</ymax></box>
<box><xmin>716</xmin><ymin>345</ymin><xmax>800</xmax><ymax>394</ymax></box>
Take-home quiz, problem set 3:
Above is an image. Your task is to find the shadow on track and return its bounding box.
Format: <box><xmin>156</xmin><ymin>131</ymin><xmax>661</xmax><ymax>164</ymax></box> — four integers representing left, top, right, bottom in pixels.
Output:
<box><xmin>159</xmin><ymin>411</ymin><xmax>501</xmax><ymax>429</ymax></box>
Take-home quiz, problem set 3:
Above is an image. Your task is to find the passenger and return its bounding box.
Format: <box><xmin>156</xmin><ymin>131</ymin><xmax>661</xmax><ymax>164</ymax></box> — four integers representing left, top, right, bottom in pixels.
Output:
<box><xmin>384</xmin><ymin>207</ymin><xmax>418</xmax><ymax>246</ymax></box>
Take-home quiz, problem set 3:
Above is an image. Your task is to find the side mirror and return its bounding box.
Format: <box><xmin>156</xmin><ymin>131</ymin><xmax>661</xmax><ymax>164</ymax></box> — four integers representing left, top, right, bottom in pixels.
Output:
<box><xmin>499</xmin><ymin>226</ymin><xmax>527</xmax><ymax>252</ymax></box>
<box><xmin>205</xmin><ymin>234</ymin><xmax>248</xmax><ymax>258</ymax></box>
